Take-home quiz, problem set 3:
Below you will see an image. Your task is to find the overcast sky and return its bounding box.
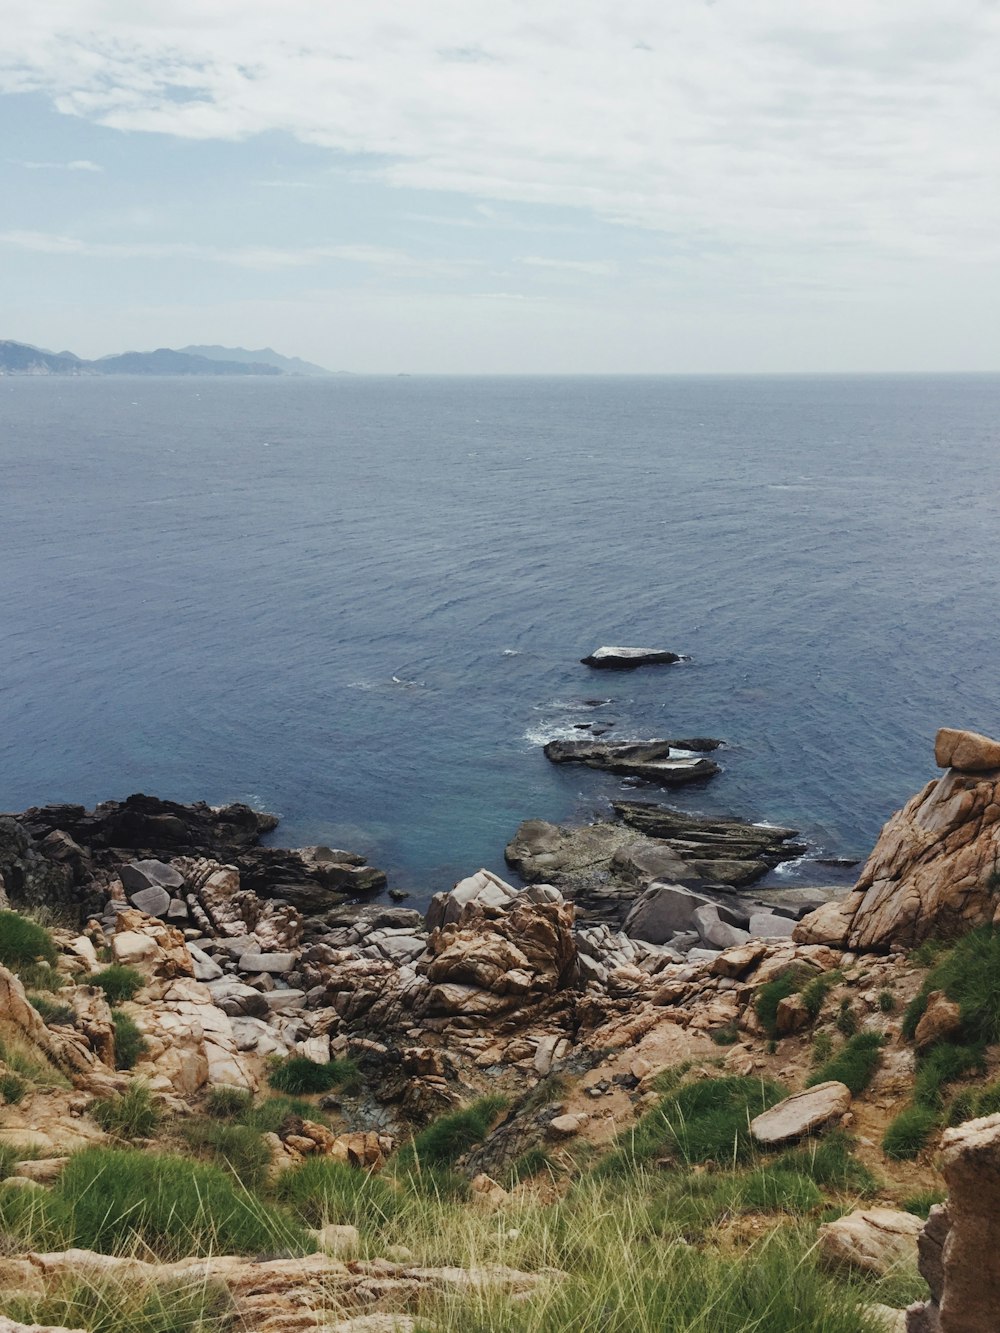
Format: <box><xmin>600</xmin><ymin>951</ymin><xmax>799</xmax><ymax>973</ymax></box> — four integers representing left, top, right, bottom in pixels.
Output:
<box><xmin>2</xmin><ymin>2</ymin><xmax>999</xmax><ymax>373</ymax></box>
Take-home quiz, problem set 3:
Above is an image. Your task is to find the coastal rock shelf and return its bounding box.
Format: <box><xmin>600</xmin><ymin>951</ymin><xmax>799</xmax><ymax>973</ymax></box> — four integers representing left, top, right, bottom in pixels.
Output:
<box><xmin>580</xmin><ymin>646</ymin><xmax>684</xmax><ymax>669</ymax></box>
<box><xmin>505</xmin><ymin>802</ymin><xmax>809</xmax><ymax>924</ymax></box>
<box><xmin>544</xmin><ymin>738</ymin><xmax>722</xmax><ymax>787</ymax></box>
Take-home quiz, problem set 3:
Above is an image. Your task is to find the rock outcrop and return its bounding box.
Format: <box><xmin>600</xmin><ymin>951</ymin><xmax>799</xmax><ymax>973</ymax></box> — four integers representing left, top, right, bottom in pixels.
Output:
<box><xmin>543</xmin><ymin>739</ymin><xmax>721</xmax><ymax>787</ymax></box>
<box><xmin>907</xmin><ymin>1113</ymin><xmax>1000</xmax><ymax>1332</ymax></box>
<box><xmin>506</xmin><ymin>805</ymin><xmax>806</xmax><ymax>924</ymax></box>
<box><xmin>819</xmin><ymin>1208</ymin><xmax>922</xmax><ymax>1276</ymax></box>
<box><xmin>796</xmin><ymin>729</ymin><xmax>1000</xmax><ymax>951</ymax></box>
<box><xmin>580</xmin><ymin>646</ymin><xmax>683</xmax><ymax>668</ymax></box>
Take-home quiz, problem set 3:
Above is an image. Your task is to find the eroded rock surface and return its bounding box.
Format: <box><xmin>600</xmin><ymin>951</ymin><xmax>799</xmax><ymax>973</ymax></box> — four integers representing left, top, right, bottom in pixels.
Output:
<box><xmin>796</xmin><ymin>728</ymin><xmax>1000</xmax><ymax>951</ymax></box>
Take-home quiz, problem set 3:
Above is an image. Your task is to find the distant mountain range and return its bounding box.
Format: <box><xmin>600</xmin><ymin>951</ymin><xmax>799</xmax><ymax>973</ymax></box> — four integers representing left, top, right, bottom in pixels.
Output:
<box><xmin>0</xmin><ymin>339</ymin><xmax>336</xmax><ymax>377</ymax></box>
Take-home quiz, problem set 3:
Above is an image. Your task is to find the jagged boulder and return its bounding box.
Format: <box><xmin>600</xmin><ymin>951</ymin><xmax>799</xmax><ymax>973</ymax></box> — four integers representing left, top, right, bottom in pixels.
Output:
<box><xmin>796</xmin><ymin>729</ymin><xmax>1000</xmax><ymax>950</ymax></box>
<box><xmin>905</xmin><ymin>1113</ymin><xmax>1000</xmax><ymax>1332</ymax></box>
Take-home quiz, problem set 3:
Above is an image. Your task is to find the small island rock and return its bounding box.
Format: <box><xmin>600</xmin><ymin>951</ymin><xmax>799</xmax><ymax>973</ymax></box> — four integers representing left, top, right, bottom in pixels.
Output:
<box><xmin>581</xmin><ymin>647</ymin><xmax>684</xmax><ymax>669</ymax></box>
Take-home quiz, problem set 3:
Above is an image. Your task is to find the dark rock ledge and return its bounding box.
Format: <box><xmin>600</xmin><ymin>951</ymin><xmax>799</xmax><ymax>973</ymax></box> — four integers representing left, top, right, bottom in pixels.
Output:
<box><xmin>0</xmin><ymin>793</ymin><xmax>386</xmax><ymax>928</ymax></box>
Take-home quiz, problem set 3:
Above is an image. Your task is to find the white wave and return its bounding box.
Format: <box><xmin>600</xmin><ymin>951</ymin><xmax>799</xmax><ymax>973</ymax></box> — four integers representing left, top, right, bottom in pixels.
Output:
<box><xmin>522</xmin><ymin>721</ymin><xmax>594</xmax><ymax>747</ymax></box>
<box><xmin>502</xmin><ymin>648</ymin><xmax>520</xmax><ymax>656</ymax></box>
<box><xmin>771</xmin><ymin>852</ymin><xmax>812</xmax><ymax>876</ymax></box>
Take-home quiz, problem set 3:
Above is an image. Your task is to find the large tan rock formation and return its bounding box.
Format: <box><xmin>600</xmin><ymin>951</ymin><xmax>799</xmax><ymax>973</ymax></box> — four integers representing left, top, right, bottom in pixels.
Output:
<box><xmin>795</xmin><ymin>729</ymin><xmax>1000</xmax><ymax>951</ymax></box>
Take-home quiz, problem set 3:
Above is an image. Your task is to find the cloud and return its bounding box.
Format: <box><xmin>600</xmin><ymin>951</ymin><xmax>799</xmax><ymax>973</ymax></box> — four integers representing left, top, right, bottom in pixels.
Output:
<box><xmin>1</xmin><ymin>2</ymin><xmax>999</xmax><ymax>272</ymax></box>
<box><xmin>0</xmin><ymin>229</ymin><xmax>479</xmax><ymax>275</ymax></box>
<box><xmin>14</xmin><ymin>157</ymin><xmax>103</xmax><ymax>171</ymax></box>
<box><xmin>521</xmin><ymin>256</ymin><xmax>618</xmax><ymax>277</ymax></box>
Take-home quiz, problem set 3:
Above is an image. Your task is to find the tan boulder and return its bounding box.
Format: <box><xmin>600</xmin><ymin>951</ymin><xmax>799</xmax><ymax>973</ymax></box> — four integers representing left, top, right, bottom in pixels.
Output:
<box><xmin>750</xmin><ymin>1081</ymin><xmax>852</xmax><ymax>1146</ymax></box>
<box><xmin>935</xmin><ymin>728</ymin><xmax>1000</xmax><ymax>774</ymax></box>
<box><xmin>312</xmin><ymin>1223</ymin><xmax>360</xmax><ymax>1257</ymax></box>
<box><xmin>913</xmin><ymin>1112</ymin><xmax>1000</xmax><ymax>1333</ymax></box>
<box><xmin>818</xmin><ymin>1208</ymin><xmax>922</xmax><ymax>1275</ymax></box>
<box><xmin>111</xmin><ymin>910</ymin><xmax>193</xmax><ymax>979</ymax></box>
<box><xmin>775</xmin><ymin>992</ymin><xmax>811</xmax><ymax>1035</ymax></box>
<box><xmin>914</xmin><ymin>991</ymin><xmax>963</xmax><ymax>1052</ymax></box>
<box><xmin>710</xmin><ymin>942</ymin><xmax>767</xmax><ymax>979</ymax></box>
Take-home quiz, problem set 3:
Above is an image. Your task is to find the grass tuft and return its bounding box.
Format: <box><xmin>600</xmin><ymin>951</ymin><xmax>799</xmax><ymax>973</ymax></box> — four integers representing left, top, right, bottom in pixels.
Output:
<box><xmin>0</xmin><ymin>910</ymin><xmax>57</xmax><ymax>969</ymax></box>
<box><xmin>92</xmin><ymin>965</ymin><xmax>145</xmax><ymax>1004</ymax></box>
<box><xmin>91</xmin><ymin>1081</ymin><xmax>161</xmax><ymax>1138</ymax></box>
<box><xmin>882</xmin><ymin>1105</ymin><xmax>939</xmax><ymax>1161</ymax></box>
<box><xmin>267</xmin><ymin>1056</ymin><xmax>361</xmax><ymax>1095</ymax></box>
<box><xmin>205</xmin><ymin>1086</ymin><xmax>254</xmax><ymax>1119</ymax></box>
<box><xmin>179</xmin><ymin>1119</ymin><xmax>272</xmax><ymax>1190</ymax></box>
<box><xmin>0</xmin><ymin>1071</ymin><xmax>26</xmax><ymax>1103</ymax></box>
<box><xmin>807</xmin><ymin>1031</ymin><xmax>883</xmax><ymax>1095</ymax></box>
<box><xmin>399</xmin><ymin>1094</ymin><xmax>508</xmax><ymax>1168</ymax></box>
<box><xmin>111</xmin><ymin>1009</ymin><xmax>148</xmax><ymax>1070</ymax></box>
<box><xmin>276</xmin><ymin>1156</ymin><xmax>404</xmax><ymax>1229</ymax></box>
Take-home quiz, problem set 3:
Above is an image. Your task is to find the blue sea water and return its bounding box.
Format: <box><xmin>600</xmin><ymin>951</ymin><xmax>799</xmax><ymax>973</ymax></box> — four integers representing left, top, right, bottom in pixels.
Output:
<box><xmin>2</xmin><ymin>373</ymin><xmax>999</xmax><ymax>905</ymax></box>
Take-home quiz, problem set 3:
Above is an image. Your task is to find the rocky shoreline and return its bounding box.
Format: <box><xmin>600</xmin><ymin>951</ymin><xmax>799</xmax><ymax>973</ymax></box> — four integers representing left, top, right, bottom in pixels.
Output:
<box><xmin>5</xmin><ymin>729</ymin><xmax>1000</xmax><ymax>1330</ymax></box>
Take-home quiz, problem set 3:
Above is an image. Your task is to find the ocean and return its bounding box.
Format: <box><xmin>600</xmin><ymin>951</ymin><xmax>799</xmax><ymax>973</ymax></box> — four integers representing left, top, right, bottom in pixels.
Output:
<box><xmin>3</xmin><ymin>373</ymin><xmax>999</xmax><ymax>905</ymax></box>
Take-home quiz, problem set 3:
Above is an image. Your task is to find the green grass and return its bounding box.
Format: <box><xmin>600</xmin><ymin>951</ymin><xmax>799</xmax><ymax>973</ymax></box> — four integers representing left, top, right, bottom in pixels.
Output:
<box><xmin>0</xmin><ymin>1034</ymin><xmax>70</xmax><ymax>1087</ymax></box>
<box><xmin>91</xmin><ymin>1082</ymin><xmax>161</xmax><ymax>1138</ymax></box>
<box><xmin>801</xmin><ymin>972</ymin><xmax>841</xmax><ymax>1021</ymax></box>
<box><xmin>811</xmin><ymin>1032</ymin><xmax>835</xmax><ymax>1067</ymax></box>
<box><xmin>3</xmin><ymin>1276</ymin><xmax>233</xmax><ymax>1333</ymax></box>
<box><xmin>913</xmin><ymin>1042</ymin><xmax>985</xmax><ymax>1109</ymax></box>
<box><xmin>902</xmin><ymin>1190</ymin><xmax>946</xmax><ymax>1218</ymax></box>
<box><xmin>505</xmin><ymin>1146</ymin><xmax>554</xmax><ymax>1188</ymax></box>
<box><xmin>235</xmin><ymin>1094</ymin><xmax>328</xmax><ymax>1134</ymax></box>
<box><xmin>111</xmin><ymin>1009</ymin><xmax>148</xmax><ymax>1070</ymax></box>
<box><xmin>770</xmin><ymin>1132</ymin><xmax>879</xmax><ymax>1197</ymax></box>
<box><xmin>267</xmin><ymin>1055</ymin><xmax>361</xmax><ymax>1095</ymax></box>
<box><xmin>0</xmin><ymin>1071</ymin><xmax>26</xmax><ymax>1103</ymax></box>
<box><xmin>92</xmin><ymin>965</ymin><xmax>145</xmax><ymax>1004</ymax></box>
<box><xmin>904</xmin><ymin>928</ymin><xmax>1000</xmax><ymax>1047</ymax></box>
<box><xmin>882</xmin><ymin>1105</ymin><xmax>939</xmax><ymax>1161</ymax></box>
<box><xmin>598</xmin><ymin>1076</ymin><xmax>786</xmax><ymax>1175</ymax></box>
<box><xmin>835</xmin><ymin>1000</ymin><xmax>859</xmax><ymax>1038</ymax></box>
<box><xmin>275</xmin><ymin>1156</ymin><xmax>404</xmax><ymax>1230</ymax></box>
<box><xmin>205</xmin><ymin>1085</ymin><xmax>253</xmax><ymax>1118</ymax></box>
<box><xmin>754</xmin><ymin>967</ymin><xmax>812</xmax><ymax>1038</ymax></box>
<box><xmin>807</xmin><ymin>1031</ymin><xmax>883</xmax><ymax>1095</ymax></box>
<box><xmin>15</xmin><ymin>961</ymin><xmax>65</xmax><ymax>992</ymax></box>
<box><xmin>0</xmin><ymin>910</ymin><xmax>57</xmax><ymax>969</ymax></box>
<box><xmin>5</xmin><ymin>1147</ymin><xmax>314</xmax><ymax>1259</ymax></box>
<box><xmin>178</xmin><ymin>1120</ymin><xmax>272</xmax><ymax>1190</ymax></box>
<box><xmin>399</xmin><ymin>1094</ymin><xmax>508</xmax><ymax>1168</ymax></box>
<box><xmin>28</xmin><ymin>994</ymin><xmax>75</xmax><ymax>1025</ymax></box>
<box><xmin>877</xmin><ymin>990</ymin><xmax>896</xmax><ymax>1013</ymax></box>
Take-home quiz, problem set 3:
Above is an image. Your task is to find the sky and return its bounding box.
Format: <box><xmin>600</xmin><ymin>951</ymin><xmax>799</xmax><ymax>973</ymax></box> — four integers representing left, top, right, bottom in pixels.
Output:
<box><xmin>2</xmin><ymin>1</ymin><xmax>999</xmax><ymax>374</ymax></box>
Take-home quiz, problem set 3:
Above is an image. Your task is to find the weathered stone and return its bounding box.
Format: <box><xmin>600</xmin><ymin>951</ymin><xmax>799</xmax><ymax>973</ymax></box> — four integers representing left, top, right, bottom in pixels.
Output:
<box><xmin>624</xmin><ymin>883</ymin><xmax>717</xmax><ymax>944</ymax></box>
<box><xmin>544</xmin><ymin>738</ymin><xmax>720</xmax><ymax>787</ymax></box>
<box><xmin>748</xmin><ymin>911</ymin><xmax>796</xmax><ymax>939</ymax></box>
<box><xmin>819</xmin><ymin>1208</ymin><xmax>922</xmax><ymax>1276</ymax></box>
<box><xmin>547</xmin><ymin>1112</ymin><xmax>588</xmax><ymax>1138</ymax></box>
<box><xmin>935</xmin><ymin>728</ymin><xmax>1000</xmax><ymax>774</ymax></box>
<box><xmin>775</xmin><ymin>992</ymin><xmax>811</xmax><ymax>1034</ymax></box>
<box><xmin>692</xmin><ymin>904</ymin><xmax>751</xmax><ymax>950</ymax></box>
<box><xmin>914</xmin><ymin>991</ymin><xmax>963</xmax><ymax>1053</ymax></box>
<box><xmin>750</xmin><ymin>1081</ymin><xmax>852</xmax><ymax>1146</ymax></box>
<box><xmin>121</xmin><ymin>859</ymin><xmax>185</xmax><ymax>895</ymax></box>
<box><xmin>796</xmin><ymin>732</ymin><xmax>1000</xmax><ymax>950</ymax></box>
<box><xmin>710</xmin><ymin>942</ymin><xmax>767</xmax><ymax>978</ymax></box>
<box><xmin>236</xmin><ymin>951</ymin><xmax>296</xmax><ymax>974</ymax></box>
<box><xmin>127</xmin><ymin>886</ymin><xmax>171</xmax><ymax>918</ymax></box>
